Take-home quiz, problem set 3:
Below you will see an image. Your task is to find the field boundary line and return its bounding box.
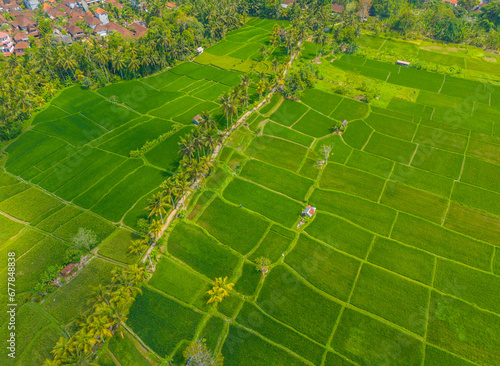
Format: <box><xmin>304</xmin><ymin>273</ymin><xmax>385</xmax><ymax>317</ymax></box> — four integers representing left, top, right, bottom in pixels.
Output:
<box><xmin>360</xmin><ymin>130</ymin><xmax>374</xmax><ymax>151</ymax></box>
<box><xmin>438</xmin><ymin>74</ymin><xmax>446</xmax><ymax>94</ymax></box>
<box><xmin>106</xmin><ymin>348</ymin><xmax>123</xmax><ymax>366</ymax></box>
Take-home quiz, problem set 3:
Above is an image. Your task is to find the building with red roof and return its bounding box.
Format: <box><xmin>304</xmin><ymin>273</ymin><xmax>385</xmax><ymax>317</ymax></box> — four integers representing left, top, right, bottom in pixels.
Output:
<box><xmin>13</xmin><ymin>40</ymin><xmax>29</xmax><ymax>55</ymax></box>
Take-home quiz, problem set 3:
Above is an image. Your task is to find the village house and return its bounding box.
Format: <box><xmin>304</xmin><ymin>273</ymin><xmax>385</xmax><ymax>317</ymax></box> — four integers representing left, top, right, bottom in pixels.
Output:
<box><xmin>60</xmin><ymin>263</ymin><xmax>78</xmax><ymax>277</ymax></box>
<box><xmin>11</xmin><ymin>15</ymin><xmax>35</xmax><ymax>32</ymax></box>
<box><xmin>332</xmin><ymin>4</ymin><xmax>345</xmax><ymax>13</ymax></box>
<box><xmin>0</xmin><ymin>31</ymin><xmax>14</xmax><ymax>55</ymax></box>
<box><xmin>13</xmin><ymin>31</ymin><xmax>28</xmax><ymax>43</ymax></box>
<box><xmin>65</xmin><ymin>24</ymin><xmax>85</xmax><ymax>40</ymax></box>
<box><xmin>23</xmin><ymin>0</ymin><xmax>38</xmax><ymax>10</ymax></box>
<box><xmin>166</xmin><ymin>2</ymin><xmax>176</xmax><ymax>9</ymax></box>
<box><xmin>302</xmin><ymin>205</ymin><xmax>316</xmax><ymax>218</ymax></box>
<box><xmin>94</xmin><ymin>7</ymin><xmax>109</xmax><ymax>25</ymax></box>
<box><xmin>13</xmin><ymin>39</ymin><xmax>29</xmax><ymax>55</ymax></box>
<box><xmin>130</xmin><ymin>22</ymin><xmax>148</xmax><ymax>38</ymax></box>
<box><xmin>0</xmin><ymin>14</ymin><xmax>8</xmax><ymax>26</ymax></box>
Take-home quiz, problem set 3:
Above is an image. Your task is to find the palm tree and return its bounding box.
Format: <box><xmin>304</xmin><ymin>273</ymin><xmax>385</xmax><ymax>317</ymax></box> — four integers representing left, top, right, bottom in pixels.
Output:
<box><xmin>218</xmin><ymin>93</ymin><xmax>233</xmax><ymax>130</ymax></box>
<box><xmin>145</xmin><ymin>192</ymin><xmax>169</xmax><ymax>223</ymax></box>
<box><xmin>178</xmin><ymin>135</ymin><xmax>195</xmax><ymax>158</ymax></box>
<box><xmin>149</xmin><ymin>219</ymin><xmax>163</xmax><ymax>241</ymax></box>
<box><xmin>206</xmin><ymin>277</ymin><xmax>234</xmax><ymax>305</ymax></box>
<box><xmin>88</xmin><ymin>314</ymin><xmax>113</xmax><ymax>342</ymax></box>
<box><xmin>125</xmin><ymin>264</ymin><xmax>148</xmax><ymax>285</ymax></box>
<box><xmin>239</xmin><ymin>75</ymin><xmax>252</xmax><ymax>108</ymax></box>
<box><xmin>128</xmin><ymin>238</ymin><xmax>149</xmax><ymax>256</ymax></box>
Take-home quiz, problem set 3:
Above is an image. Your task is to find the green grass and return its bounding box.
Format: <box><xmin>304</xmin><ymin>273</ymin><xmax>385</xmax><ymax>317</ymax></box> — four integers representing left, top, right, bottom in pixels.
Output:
<box><xmin>0</xmin><ymin>187</ymin><xmax>61</xmax><ymax>222</ymax></box>
<box><xmin>149</xmin><ymin>256</ymin><xmax>207</xmax><ymax>303</ymax></box>
<box><xmin>381</xmin><ymin>182</ymin><xmax>448</xmax><ymax>223</ymax></box>
<box><xmin>221</xmin><ymin>325</ymin><xmax>305</xmax><ymax>366</ymax></box>
<box><xmin>350</xmin><ymin>263</ymin><xmax>430</xmax><ymax>336</ymax></box>
<box><xmin>263</xmin><ymin>121</ymin><xmax>314</xmax><ymax>147</ymax></box>
<box><xmin>43</xmin><ymin>258</ymin><xmax>115</xmax><ymax>324</ymax></box>
<box><xmin>167</xmin><ymin>221</ymin><xmax>240</xmax><ymax>279</ymax></box>
<box><xmin>390</xmin><ymin>163</ymin><xmax>454</xmax><ymax>197</ymax></box>
<box><xmin>300</xmin><ymin>88</ymin><xmax>343</xmax><ymax>116</ymax></box>
<box><xmin>310</xmin><ymin>189</ymin><xmax>397</xmax><ymax>237</ymax></box>
<box><xmin>368</xmin><ymin>237</ymin><xmax>435</xmax><ymax>285</ymax></box>
<box><xmin>270</xmin><ymin>99</ymin><xmax>309</xmax><ymax>127</ymax></box>
<box><xmin>197</xmin><ymin>197</ymin><xmax>269</xmax><ymax>254</ymax></box>
<box><xmin>306</xmin><ymin>212</ymin><xmax>374</xmax><ymax>259</ymax></box>
<box><xmin>444</xmin><ymin>202</ymin><xmax>500</xmax><ymax>246</ymax></box>
<box><xmin>256</xmin><ymin>265</ymin><xmax>342</xmax><ymax>344</ymax></box>
<box><xmin>245</xmin><ymin>136</ymin><xmax>308</xmax><ymax>172</ymax></box>
<box><xmin>127</xmin><ymin>287</ymin><xmax>203</xmax><ymax>356</ymax></box>
<box><xmin>341</xmin><ymin>120</ymin><xmax>373</xmax><ymax>149</ymax></box>
<box><xmin>434</xmin><ymin>258</ymin><xmax>500</xmax><ymax>314</ymax></box>
<box><xmin>286</xmin><ymin>234</ymin><xmax>361</xmax><ymax>302</ymax></box>
<box><xmin>391</xmin><ymin>213</ymin><xmax>494</xmax><ymax>271</ymax></box>
<box><xmin>330</xmin><ymin>98</ymin><xmax>369</xmax><ymax>121</ymax></box>
<box><xmin>239</xmin><ymin>159</ymin><xmax>313</xmax><ymax>201</ymax></box>
<box><xmin>332</xmin><ymin>308</ymin><xmax>424</xmax><ymax>366</ymax></box>
<box><xmin>292</xmin><ymin>109</ymin><xmax>336</xmax><ymax>138</ymax></box>
<box><xmin>346</xmin><ymin>150</ymin><xmax>394</xmax><ymax>178</ymax></box>
<box><xmin>98</xmin><ymin>228</ymin><xmax>142</xmax><ymax>264</ymax></box>
<box><xmin>451</xmin><ymin>182</ymin><xmax>500</xmax><ymax>216</ymax></box>
<box><xmin>364</xmin><ymin>113</ymin><xmax>417</xmax><ymax>141</ymax></box>
<box><xmin>320</xmin><ymin>163</ymin><xmax>386</xmax><ymax>202</ymax></box>
<box><xmin>249</xmin><ymin>225</ymin><xmax>294</xmax><ymax>263</ymax></box>
<box><xmin>363</xmin><ymin>132</ymin><xmax>417</xmax><ymax>164</ymax></box>
<box><xmin>427</xmin><ymin>292</ymin><xmax>500</xmax><ymax>366</ymax></box>
<box><xmin>222</xmin><ymin>178</ymin><xmax>302</xmax><ymax>228</ymax></box>
<box><xmin>236</xmin><ymin>302</ymin><xmax>326</xmax><ymax>365</ymax></box>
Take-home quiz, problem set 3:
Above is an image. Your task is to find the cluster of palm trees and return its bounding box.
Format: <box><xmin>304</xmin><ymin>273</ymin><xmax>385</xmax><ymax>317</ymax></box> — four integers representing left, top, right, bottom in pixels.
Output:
<box><xmin>43</xmin><ymin>264</ymin><xmax>148</xmax><ymax>365</ymax></box>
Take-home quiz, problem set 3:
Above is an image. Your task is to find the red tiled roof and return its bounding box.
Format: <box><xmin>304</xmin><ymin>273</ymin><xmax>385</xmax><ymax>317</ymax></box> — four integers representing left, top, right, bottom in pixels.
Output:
<box><xmin>61</xmin><ymin>263</ymin><xmax>77</xmax><ymax>276</ymax></box>
<box><xmin>11</xmin><ymin>15</ymin><xmax>35</xmax><ymax>29</ymax></box>
<box><xmin>95</xmin><ymin>7</ymin><xmax>107</xmax><ymax>14</ymax></box>
<box><xmin>14</xmin><ymin>40</ymin><xmax>29</xmax><ymax>49</ymax></box>
<box><xmin>332</xmin><ymin>4</ymin><xmax>345</xmax><ymax>13</ymax></box>
<box><xmin>443</xmin><ymin>0</ymin><xmax>458</xmax><ymax>4</ymax></box>
<box><xmin>166</xmin><ymin>2</ymin><xmax>176</xmax><ymax>8</ymax></box>
<box><xmin>13</xmin><ymin>31</ymin><xmax>28</xmax><ymax>41</ymax></box>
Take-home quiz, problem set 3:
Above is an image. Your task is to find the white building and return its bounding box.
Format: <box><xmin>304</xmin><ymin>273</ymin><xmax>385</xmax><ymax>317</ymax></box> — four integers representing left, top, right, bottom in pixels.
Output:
<box><xmin>24</xmin><ymin>0</ymin><xmax>39</xmax><ymax>10</ymax></box>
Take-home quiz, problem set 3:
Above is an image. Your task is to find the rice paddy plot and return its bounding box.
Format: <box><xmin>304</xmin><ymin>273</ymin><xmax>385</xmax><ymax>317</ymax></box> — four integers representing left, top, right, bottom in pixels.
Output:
<box><xmin>410</xmin><ymin>145</ymin><xmax>463</xmax><ymax>179</ymax></box>
<box><xmin>91</xmin><ymin>165</ymin><xmax>166</xmax><ymax>222</ymax></box>
<box><xmin>81</xmin><ymin>100</ymin><xmax>140</xmax><ymax>130</ymax></box>
<box><xmin>172</xmin><ymin>101</ymin><xmax>219</xmax><ymax>125</ymax></box>
<box><xmin>320</xmin><ymin>163</ymin><xmax>386</xmax><ymax>202</ymax></box>
<box><xmin>466</xmin><ymin>138</ymin><xmax>500</xmax><ymax>165</ymax></box>
<box><xmin>0</xmin><ymin>187</ymin><xmax>61</xmax><ymax>222</ymax></box>
<box><xmin>390</xmin><ymin>163</ymin><xmax>454</xmax><ymax>198</ymax></box>
<box><xmin>381</xmin><ymin>182</ymin><xmax>449</xmax><ymax>223</ymax></box>
<box><xmin>270</xmin><ymin>99</ymin><xmax>309</xmax><ymax>127</ymax></box>
<box><xmin>149</xmin><ymin>256</ymin><xmax>208</xmax><ymax>304</ymax></box>
<box><xmin>222</xmin><ymin>178</ymin><xmax>302</xmax><ymax>228</ymax></box>
<box><xmin>145</xmin><ymin>127</ymin><xmax>194</xmax><ymax>172</ymax></box>
<box><xmin>245</xmin><ymin>135</ymin><xmax>308</xmax><ymax>172</ymax></box>
<box><xmin>98</xmin><ymin>118</ymin><xmax>175</xmax><ymax>156</ymax></box>
<box><xmin>460</xmin><ymin>156</ymin><xmax>500</xmax><ymax>193</ymax></box>
<box><xmin>52</xmin><ymin>211</ymin><xmax>116</xmax><ymax>242</ymax></box>
<box><xmin>306</xmin><ymin>212</ymin><xmax>374</xmax><ymax>259</ymax></box>
<box><xmin>127</xmin><ymin>287</ymin><xmax>203</xmax><ymax>356</ymax></box>
<box><xmin>221</xmin><ymin>326</ymin><xmax>305</xmax><ymax>366</ymax></box>
<box><xmin>330</xmin><ymin>98</ymin><xmax>369</xmax><ymax>121</ymax></box>
<box><xmin>142</xmin><ymin>69</ymin><xmax>184</xmax><ymax>89</ymax></box>
<box><xmin>149</xmin><ymin>95</ymin><xmax>202</xmax><ymax>120</ymax></box>
<box><xmin>388</xmin><ymin>66</ymin><xmax>444</xmax><ymax>93</ymax></box>
<box><xmin>391</xmin><ymin>213</ymin><xmax>494</xmax><ymax>271</ymax></box>
<box><xmin>34</xmin><ymin>114</ymin><xmax>108</xmax><ymax>147</ymax></box>
<box><xmin>350</xmin><ymin>263</ymin><xmax>430</xmax><ymax>336</ymax></box>
<box><xmin>234</xmin><ymin>261</ymin><xmax>261</xmax><ymax>296</ymax></box>
<box><xmin>286</xmin><ymin>234</ymin><xmax>361</xmax><ymax>302</ymax></box>
<box><xmin>418</xmin><ymin>90</ymin><xmax>472</xmax><ymax>113</ymax></box>
<box><xmin>440</xmin><ymin>75</ymin><xmax>485</xmax><ymax>99</ymax></box>
<box><xmin>424</xmin><ymin>345</ymin><xmax>477</xmax><ymax>366</ymax></box>
<box><xmin>341</xmin><ymin>119</ymin><xmax>373</xmax><ymax>149</ymax></box>
<box><xmin>444</xmin><ymin>202</ymin><xmax>500</xmax><ymax>246</ymax></box>
<box><xmin>292</xmin><ymin>109</ymin><xmax>336</xmax><ymax>138</ymax></box>
<box><xmin>371</xmin><ymin>105</ymin><xmax>415</xmax><ymax>123</ymax></box>
<box><xmin>197</xmin><ymin>196</ymin><xmax>269</xmax><ymax>254</ymax></box>
<box><xmin>413</xmin><ymin>125</ymin><xmax>468</xmax><ymax>154</ymax></box>
<box><xmin>368</xmin><ymin>236</ymin><xmax>435</xmax><ymax>285</ymax></box>
<box><xmin>249</xmin><ymin>225</ymin><xmax>294</xmax><ymax>263</ymax></box>
<box><xmin>51</xmin><ymin>85</ymin><xmax>104</xmax><ymax>113</ymax></box>
<box><xmin>300</xmin><ymin>88</ymin><xmax>343</xmax><ymax>116</ymax></box>
<box><xmin>310</xmin><ymin>189</ymin><xmax>397</xmax><ymax>237</ymax></box>
<box><xmin>235</xmin><ymin>302</ymin><xmax>326</xmax><ymax>365</ymax></box>
<box><xmin>364</xmin><ymin>113</ymin><xmax>417</xmax><ymax>141</ymax></box>
<box><xmin>346</xmin><ymin>149</ymin><xmax>394</xmax><ymax>178</ymax></box>
<box><xmin>31</xmin><ymin>105</ymin><xmax>70</xmax><ymax>125</ymax></box>
<box><xmin>256</xmin><ymin>265</ymin><xmax>342</xmax><ymax>344</ymax></box>
<box><xmin>263</xmin><ymin>121</ymin><xmax>314</xmax><ymax>147</ymax></box>
<box><xmin>239</xmin><ymin>159</ymin><xmax>313</xmax><ymax>201</ymax></box>
<box><xmin>107</xmin><ymin>331</ymin><xmax>151</xmax><ymax>366</ymax></box>
<box><xmin>363</xmin><ymin>132</ymin><xmax>417</xmax><ymax>164</ymax></box>
<box><xmin>193</xmin><ymin>82</ymin><xmax>231</xmax><ymax>102</ymax></box>
<box><xmin>387</xmin><ymin>98</ymin><xmax>433</xmax><ymax>120</ymax></box>
<box><xmin>97</xmin><ymin>228</ymin><xmax>142</xmax><ymax>264</ymax></box>
<box><xmin>427</xmin><ymin>292</ymin><xmax>500</xmax><ymax>366</ymax></box>
<box><xmin>332</xmin><ymin>308</ymin><xmax>424</xmax><ymax>366</ymax></box>
<box><xmin>434</xmin><ymin>258</ymin><xmax>500</xmax><ymax>314</ymax></box>
<box><xmin>451</xmin><ymin>182</ymin><xmax>500</xmax><ymax>217</ymax></box>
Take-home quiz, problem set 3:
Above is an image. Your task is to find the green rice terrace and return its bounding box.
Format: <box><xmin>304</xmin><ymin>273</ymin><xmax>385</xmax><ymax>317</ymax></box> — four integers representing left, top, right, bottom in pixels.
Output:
<box><xmin>1</xmin><ymin>17</ymin><xmax>500</xmax><ymax>366</ymax></box>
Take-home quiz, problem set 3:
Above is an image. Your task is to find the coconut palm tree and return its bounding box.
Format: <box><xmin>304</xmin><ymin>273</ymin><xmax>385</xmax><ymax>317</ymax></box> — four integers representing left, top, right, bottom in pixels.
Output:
<box><xmin>149</xmin><ymin>219</ymin><xmax>163</xmax><ymax>241</ymax></box>
<box><xmin>178</xmin><ymin>135</ymin><xmax>195</xmax><ymax>158</ymax></box>
<box><xmin>145</xmin><ymin>192</ymin><xmax>169</xmax><ymax>223</ymax></box>
<box><xmin>206</xmin><ymin>277</ymin><xmax>234</xmax><ymax>305</ymax></box>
